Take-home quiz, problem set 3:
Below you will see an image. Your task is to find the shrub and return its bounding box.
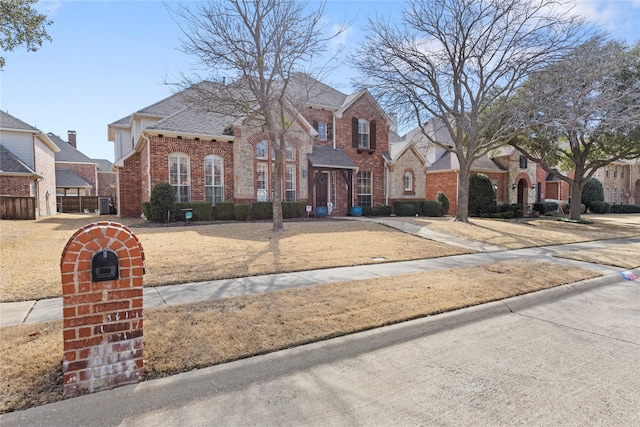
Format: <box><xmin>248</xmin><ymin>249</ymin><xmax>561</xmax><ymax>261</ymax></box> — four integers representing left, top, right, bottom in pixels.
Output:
<box><xmin>582</xmin><ymin>178</ymin><xmax>604</xmax><ymax>209</ymax></box>
<box><xmin>544</xmin><ymin>201</ymin><xmax>559</xmax><ymax>214</ymax></box>
<box><xmin>393</xmin><ymin>200</ymin><xmax>424</xmax><ymax>215</ymax></box>
<box><xmin>234</xmin><ymin>204</ymin><xmax>250</xmax><ymax>221</ymax></box>
<box><xmin>397</xmin><ymin>203</ymin><xmax>417</xmax><ymax>216</ymax></box>
<box><xmin>436</xmin><ymin>191</ymin><xmax>450</xmax><ymax>215</ymax></box>
<box><xmin>282</xmin><ymin>202</ymin><xmax>306</xmax><ymax>219</ymax></box>
<box><xmin>610</xmin><ymin>204</ymin><xmax>640</xmax><ymax>213</ymax></box>
<box><xmin>149</xmin><ymin>182</ymin><xmax>175</xmax><ymax>222</ymax></box>
<box><xmin>141</xmin><ymin>202</ymin><xmax>151</xmax><ymax>220</ymax></box>
<box><xmin>215</xmin><ymin>202</ymin><xmax>235</xmax><ymax>220</ymax></box>
<box><xmin>589</xmin><ymin>201</ymin><xmax>605</xmax><ymax>214</ymax></box>
<box><xmin>364</xmin><ymin>205</ymin><xmax>391</xmax><ymax>217</ymax></box>
<box><xmin>469</xmin><ymin>174</ymin><xmax>496</xmax><ymax>216</ymax></box>
<box><xmin>173</xmin><ymin>202</ymin><xmax>212</xmax><ymax>221</ymax></box>
<box><xmin>421</xmin><ymin>200</ymin><xmax>443</xmax><ymax>217</ymax></box>
<box><xmin>604</xmin><ymin>202</ymin><xmax>611</xmax><ymax>213</ymax></box>
<box><xmin>252</xmin><ymin>202</ymin><xmax>273</xmax><ymax>220</ymax></box>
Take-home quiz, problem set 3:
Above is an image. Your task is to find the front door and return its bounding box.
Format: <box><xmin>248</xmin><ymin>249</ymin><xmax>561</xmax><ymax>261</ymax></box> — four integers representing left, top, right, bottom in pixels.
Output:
<box><xmin>517</xmin><ymin>179</ymin><xmax>526</xmax><ymax>205</ymax></box>
<box><xmin>315</xmin><ymin>172</ymin><xmax>328</xmax><ymax>208</ymax></box>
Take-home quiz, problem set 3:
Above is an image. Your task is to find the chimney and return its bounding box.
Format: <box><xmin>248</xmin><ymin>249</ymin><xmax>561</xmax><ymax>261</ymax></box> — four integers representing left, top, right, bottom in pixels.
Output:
<box><xmin>68</xmin><ymin>130</ymin><xmax>77</xmax><ymax>148</ymax></box>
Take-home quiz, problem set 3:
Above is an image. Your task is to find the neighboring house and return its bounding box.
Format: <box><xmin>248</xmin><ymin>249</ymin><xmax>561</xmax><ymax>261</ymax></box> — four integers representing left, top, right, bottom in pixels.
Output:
<box><xmin>93</xmin><ymin>158</ymin><xmax>116</xmax><ymax>199</ymax></box>
<box><xmin>0</xmin><ymin>110</ymin><xmax>59</xmax><ymax>216</ymax></box>
<box><xmin>593</xmin><ymin>159</ymin><xmax>640</xmax><ymax>206</ymax></box>
<box><xmin>108</xmin><ymin>75</ymin><xmax>392</xmax><ymax>217</ymax></box>
<box><xmin>48</xmin><ymin>131</ymin><xmax>99</xmax><ymax>196</ymax></box>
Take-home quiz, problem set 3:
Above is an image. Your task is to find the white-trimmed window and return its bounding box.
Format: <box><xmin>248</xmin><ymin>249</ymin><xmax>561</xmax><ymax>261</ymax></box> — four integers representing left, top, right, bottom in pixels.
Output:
<box><xmin>204</xmin><ymin>155</ymin><xmax>224</xmax><ymax>205</ymax></box>
<box><xmin>317</xmin><ymin>121</ymin><xmax>327</xmax><ymax>141</ymax></box>
<box><xmin>285</xmin><ymin>145</ymin><xmax>295</xmax><ymax>161</ymax></box>
<box><xmin>358</xmin><ymin>119</ymin><xmax>369</xmax><ymax>149</ymax></box>
<box><xmin>257</xmin><ymin>162</ymin><xmax>268</xmax><ymax>201</ymax></box>
<box><xmin>403</xmin><ymin>171</ymin><xmax>413</xmax><ymax>192</ymax></box>
<box><xmin>357</xmin><ymin>170</ymin><xmax>372</xmax><ymax>207</ymax></box>
<box><xmin>285</xmin><ymin>164</ymin><xmax>296</xmax><ymax>201</ymax></box>
<box><xmin>169</xmin><ymin>152</ymin><xmax>190</xmax><ymax>202</ymax></box>
<box><xmin>256</xmin><ymin>140</ymin><xmax>268</xmax><ymax>160</ymax></box>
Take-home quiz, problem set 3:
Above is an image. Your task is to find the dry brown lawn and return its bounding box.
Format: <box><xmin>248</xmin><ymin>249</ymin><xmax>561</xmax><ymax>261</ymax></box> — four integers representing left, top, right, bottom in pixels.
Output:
<box><xmin>0</xmin><ymin>215</ymin><xmax>468</xmax><ymax>302</ymax></box>
<box><xmin>0</xmin><ymin>259</ymin><xmax>599</xmax><ymax>413</ymax></box>
<box><xmin>407</xmin><ymin>215</ymin><xmax>640</xmax><ymax>249</ymax></box>
<box><xmin>555</xmin><ymin>243</ymin><xmax>640</xmax><ymax>269</ymax></box>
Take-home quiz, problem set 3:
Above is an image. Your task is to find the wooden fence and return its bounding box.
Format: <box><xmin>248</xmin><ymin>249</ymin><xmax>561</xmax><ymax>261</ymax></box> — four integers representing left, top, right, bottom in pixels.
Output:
<box><xmin>0</xmin><ymin>196</ymin><xmax>36</xmax><ymax>220</ymax></box>
<box><xmin>57</xmin><ymin>196</ymin><xmax>99</xmax><ymax>213</ymax></box>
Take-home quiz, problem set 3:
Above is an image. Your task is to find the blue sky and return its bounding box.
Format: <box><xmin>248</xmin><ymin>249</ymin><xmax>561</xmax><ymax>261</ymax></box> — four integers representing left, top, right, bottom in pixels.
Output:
<box><xmin>1</xmin><ymin>0</ymin><xmax>639</xmax><ymax>162</ymax></box>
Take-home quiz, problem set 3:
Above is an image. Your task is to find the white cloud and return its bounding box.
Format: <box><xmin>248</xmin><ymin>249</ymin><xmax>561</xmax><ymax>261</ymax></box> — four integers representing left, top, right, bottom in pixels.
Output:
<box><xmin>329</xmin><ymin>24</ymin><xmax>352</xmax><ymax>52</ymax></box>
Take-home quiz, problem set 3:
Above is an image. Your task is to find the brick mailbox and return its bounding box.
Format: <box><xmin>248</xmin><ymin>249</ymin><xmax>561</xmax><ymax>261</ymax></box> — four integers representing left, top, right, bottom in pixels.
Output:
<box><xmin>60</xmin><ymin>221</ymin><xmax>145</xmax><ymax>397</ymax></box>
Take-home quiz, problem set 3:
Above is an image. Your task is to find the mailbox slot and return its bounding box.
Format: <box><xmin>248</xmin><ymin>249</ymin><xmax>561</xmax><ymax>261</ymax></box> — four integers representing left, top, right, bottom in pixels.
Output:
<box><xmin>92</xmin><ymin>250</ymin><xmax>119</xmax><ymax>282</ymax></box>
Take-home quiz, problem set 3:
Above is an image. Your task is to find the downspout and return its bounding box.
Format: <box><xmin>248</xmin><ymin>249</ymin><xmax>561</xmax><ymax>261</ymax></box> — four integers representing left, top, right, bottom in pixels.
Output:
<box><xmin>385</xmin><ymin>163</ymin><xmax>389</xmax><ymax>206</ymax></box>
<box><xmin>142</xmin><ymin>134</ymin><xmax>151</xmax><ymax>201</ymax></box>
<box><xmin>332</xmin><ymin>113</ymin><xmax>336</xmax><ymax>150</ymax></box>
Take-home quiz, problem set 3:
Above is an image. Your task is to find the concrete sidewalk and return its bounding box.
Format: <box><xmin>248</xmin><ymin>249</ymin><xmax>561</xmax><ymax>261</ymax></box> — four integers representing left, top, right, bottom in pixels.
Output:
<box><xmin>2</xmin><ymin>234</ymin><xmax>639</xmax><ymax>327</ymax></box>
<box><xmin>2</xmin><ymin>269</ymin><xmax>638</xmax><ymax>426</ymax></box>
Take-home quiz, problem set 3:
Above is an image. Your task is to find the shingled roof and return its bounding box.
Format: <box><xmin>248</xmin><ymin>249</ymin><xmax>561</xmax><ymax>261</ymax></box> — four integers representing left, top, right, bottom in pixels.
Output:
<box><xmin>307</xmin><ymin>145</ymin><xmax>357</xmax><ymax>170</ymax></box>
<box><xmin>0</xmin><ymin>110</ymin><xmax>40</xmax><ymax>132</ymax></box>
<box><xmin>48</xmin><ymin>133</ymin><xmax>95</xmax><ymax>164</ymax></box>
<box><xmin>55</xmin><ymin>169</ymin><xmax>92</xmax><ymax>188</ymax></box>
<box><xmin>0</xmin><ymin>145</ymin><xmax>38</xmax><ymax>175</ymax></box>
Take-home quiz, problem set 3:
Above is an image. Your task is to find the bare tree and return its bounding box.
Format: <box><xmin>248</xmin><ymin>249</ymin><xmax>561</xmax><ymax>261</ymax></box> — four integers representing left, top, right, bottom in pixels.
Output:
<box><xmin>354</xmin><ymin>0</ymin><xmax>589</xmax><ymax>222</ymax></box>
<box><xmin>170</xmin><ymin>0</ymin><xmax>340</xmax><ymax>232</ymax></box>
<box><xmin>509</xmin><ymin>36</ymin><xmax>640</xmax><ymax>220</ymax></box>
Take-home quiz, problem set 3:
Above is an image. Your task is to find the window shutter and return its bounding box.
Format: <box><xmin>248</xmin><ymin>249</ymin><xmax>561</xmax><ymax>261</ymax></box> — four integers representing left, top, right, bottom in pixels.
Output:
<box><xmin>313</xmin><ymin>120</ymin><xmax>318</xmax><ymax>130</ymax></box>
<box><xmin>370</xmin><ymin>120</ymin><xmax>376</xmax><ymax>150</ymax></box>
<box><xmin>327</xmin><ymin>121</ymin><xmax>333</xmax><ymax>141</ymax></box>
<box><xmin>352</xmin><ymin>117</ymin><xmax>358</xmax><ymax>148</ymax></box>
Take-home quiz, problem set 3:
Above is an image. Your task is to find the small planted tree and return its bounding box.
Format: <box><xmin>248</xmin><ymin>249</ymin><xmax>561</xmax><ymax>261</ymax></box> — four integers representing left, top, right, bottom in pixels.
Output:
<box><xmin>582</xmin><ymin>178</ymin><xmax>604</xmax><ymax>210</ymax></box>
<box><xmin>437</xmin><ymin>191</ymin><xmax>450</xmax><ymax>215</ymax></box>
<box><xmin>150</xmin><ymin>182</ymin><xmax>176</xmax><ymax>222</ymax></box>
<box><xmin>469</xmin><ymin>174</ymin><xmax>495</xmax><ymax>217</ymax></box>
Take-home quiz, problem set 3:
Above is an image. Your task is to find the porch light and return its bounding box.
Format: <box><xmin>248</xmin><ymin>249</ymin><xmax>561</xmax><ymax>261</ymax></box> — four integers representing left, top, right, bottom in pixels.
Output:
<box><xmin>512</xmin><ymin>183</ymin><xmax>516</xmax><ymax>190</ymax></box>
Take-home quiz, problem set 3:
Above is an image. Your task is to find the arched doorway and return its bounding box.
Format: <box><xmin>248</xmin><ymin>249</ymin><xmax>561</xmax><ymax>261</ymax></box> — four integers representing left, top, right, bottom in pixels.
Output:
<box><xmin>634</xmin><ymin>179</ymin><xmax>640</xmax><ymax>205</ymax></box>
<box><xmin>517</xmin><ymin>179</ymin><xmax>527</xmax><ymax>205</ymax></box>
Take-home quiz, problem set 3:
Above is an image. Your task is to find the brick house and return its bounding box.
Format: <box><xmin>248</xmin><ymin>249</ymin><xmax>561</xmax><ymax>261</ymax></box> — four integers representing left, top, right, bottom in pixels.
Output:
<box><xmin>0</xmin><ymin>110</ymin><xmax>59</xmax><ymax>216</ymax></box>
<box><xmin>48</xmin><ymin>131</ymin><xmax>99</xmax><ymax>197</ymax></box>
<box><xmin>108</xmin><ymin>76</ymin><xmax>393</xmax><ymax>217</ymax></box>
<box><xmin>593</xmin><ymin>159</ymin><xmax>640</xmax><ymax>205</ymax></box>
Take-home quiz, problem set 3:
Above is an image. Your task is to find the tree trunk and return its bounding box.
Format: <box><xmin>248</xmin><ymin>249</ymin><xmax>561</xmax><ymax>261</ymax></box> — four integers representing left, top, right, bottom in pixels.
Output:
<box><xmin>455</xmin><ymin>168</ymin><xmax>470</xmax><ymax>222</ymax></box>
<box><xmin>569</xmin><ymin>182</ymin><xmax>583</xmax><ymax>221</ymax></box>
<box><xmin>272</xmin><ymin>143</ymin><xmax>285</xmax><ymax>232</ymax></box>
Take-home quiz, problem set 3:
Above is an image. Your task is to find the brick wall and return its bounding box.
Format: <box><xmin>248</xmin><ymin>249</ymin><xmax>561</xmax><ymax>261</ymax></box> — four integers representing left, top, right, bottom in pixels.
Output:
<box><xmin>117</xmin><ymin>153</ymin><xmax>142</xmax><ymax>217</ymax></box>
<box><xmin>58</xmin><ymin>163</ymin><xmax>98</xmax><ymax>196</ymax></box>
<box><xmin>97</xmin><ymin>172</ymin><xmax>117</xmax><ymax>198</ymax></box>
<box><xmin>426</xmin><ymin>171</ymin><xmax>458</xmax><ymax>213</ymax></box>
<box><xmin>0</xmin><ymin>176</ymin><xmax>32</xmax><ymax>196</ymax></box>
<box><xmin>390</xmin><ymin>147</ymin><xmax>427</xmax><ymax>200</ymax></box>
<box><xmin>60</xmin><ymin>221</ymin><xmax>144</xmax><ymax>397</ymax></box>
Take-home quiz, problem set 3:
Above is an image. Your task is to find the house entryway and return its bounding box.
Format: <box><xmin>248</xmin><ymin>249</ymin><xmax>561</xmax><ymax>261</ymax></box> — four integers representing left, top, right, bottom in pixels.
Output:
<box><xmin>315</xmin><ymin>172</ymin><xmax>329</xmax><ymax>209</ymax></box>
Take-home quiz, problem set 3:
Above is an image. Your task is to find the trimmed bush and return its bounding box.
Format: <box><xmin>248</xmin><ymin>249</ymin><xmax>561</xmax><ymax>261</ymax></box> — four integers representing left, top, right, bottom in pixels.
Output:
<box><xmin>252</xmin><ymin>202</ymin><xmax>273</xmax><ymax>220</ymax></box>
<box><xmin>234</xmin><ymin>204</ymin><xmax>250</xmax><ymax>221</ymax></box>
<box><xmin>174</xmin><ymin>202</ymin><xmax>212</xmax><ymax>221</ymax></box>
<box><xmin>589</xmin><ymin>201</ymin><xmax>605</xmax><ymax>214</ymax></box>
<box><xmin>544</xmin><ymin>201</ymin><xmax>559</xmax><ymax>214</ymax></box>
<box><xmin>604</xmin><ymin>202</ymin><xmax>611</xmax><ymax>213</ymax></box>
<box><xmin>141</xmin><ymin>202</ymin><xmax>152</xmax><ymax>220</ymax></box>
<box><xmin>582</xmin><ymin>178</ymin><xmax>604</xmax><ymax>209</ymax></box>
<box><xmin>610</xmin><ymin>204</ymin><xmax>640</xmax><ymax>213</ymax></box>
<box><xmin>364</xmin><ymin>205</ymin><xmax>391</xmax><ymax>217</ymax></box>
<box><xmin>469</xmin><ymin>174</ymin><xmax>496</xmax><ymax>216</ymax></box>
<box><xmin>421</xmin><ymin>200</ymin><xmax>443</xmax><ymax>217</ymax></box>
<box><xmin>282</xmin><ymin>202</ymin><xmax>306</xmax><ymax>219</ymax></box>
<box><xmin>393</xmin><ymin>200</ymin><xmax>424</xmax><ymax>215</ymax></box>
<box><xmin>436</xmin><ymin>191</ymin><xmax>450</xmax><ymax>215</ymax></box>
<box><xmin>215</xmin><ymin>202</ymin><xmax>235</xmax><ymax>220</ymax></box>
<box><xmin>397</xmin><ymin>203</ymin><xmax>417</xmax><ymax>216</ymax></box>
<box><xmin>562</xmin><ymin>203</ymin><xmax>586</xmax><ymax>214</ymax></box>
<box><xmin>149</xmin><ymin>182</ymin><xmax>175</xmax><ymax>222</ymax></box>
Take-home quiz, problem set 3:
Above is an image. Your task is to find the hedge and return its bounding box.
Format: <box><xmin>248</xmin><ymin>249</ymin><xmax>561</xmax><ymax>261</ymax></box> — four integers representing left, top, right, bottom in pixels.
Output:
<box><xmin>533</xmin><ymin>201</ymin><xmax>559</xmax><ymax>215</ymax></box>
<box><xmin>421</xmin><ymin>200</ymin><xmax>443</xmax><ymax>217</ymax></box>
<box><xmin>610</xmin><ymin>204</ymin><xmax>640</xmax><ymax>213</ymax></box>
<box><xmin>588</xmin><ymin>201</ymin><xmax>605</xmax><ymax>214</ymax></box>
<box><xmin>283</xmin><ymin>202</ymin><xmax>307</xmax><ymax>218</ymax></box>
<box><xmin>393</xmin><ymin>200</ymin><xmax>424</xmax><ymax>216</ymax></box>
<box><xmin>234</xmin><ymin>204</ymin><xmax>250</xmax><ymax>221</ymax></box>
<box><xmin>397</xmin><ymin>203</ymin><xmax>417</xmax><ymax>216</ymax></box>
<box><xmin>252</xmin><ymin>202</ymin><xmax>273</xmax><ymax>220</ymax></box>
<box><xmin>215</xmin><ymin>202</ymin><xmax>235</xmax><ymax>220</ymax></box>
<box><xmin>174</xmin><ymin>202</ymin><xmax>212</xmax><ymax>221</ymax></box>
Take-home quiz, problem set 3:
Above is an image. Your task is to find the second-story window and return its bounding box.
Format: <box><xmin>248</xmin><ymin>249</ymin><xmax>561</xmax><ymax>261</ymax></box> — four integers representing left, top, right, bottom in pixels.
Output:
<box><xmin>358</xmin><ymin>119</ymin><xmax>369</xmax><ymax>149</ymax></box>
<box><xmin>519</xmin><ymin>155</ymin><xmax>528</xmax><ymax>169</ymax></box>
<box><xmin>317</xmin><ymin>121</ymin><xmax>327</xmax><ymax>141</ymax></box>
<box><xmin>256</xmin><ymin>140</ymin><xmax>268</xmax><ymax>160</ymax></box>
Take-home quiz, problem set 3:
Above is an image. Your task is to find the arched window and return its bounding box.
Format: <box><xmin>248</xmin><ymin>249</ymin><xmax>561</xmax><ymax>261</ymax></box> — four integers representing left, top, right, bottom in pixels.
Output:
<box><xmin>256</xmin><ymin>140</ymin><xmax>268</xmax><ymax>159</ymax></box>
<box><xmin>204</xmin><ymin>155</ymin><xmax>224</xmax><ymax>205</ymax></box>
<box><xmin>168</xmin><ymin>152</ymin><xmax>190</xmax><ymax>202</ymax></box>
<box><xmin>403</xmin><ymin>171</ymin><xmax>413</xmax><ymax>192</ymax></box>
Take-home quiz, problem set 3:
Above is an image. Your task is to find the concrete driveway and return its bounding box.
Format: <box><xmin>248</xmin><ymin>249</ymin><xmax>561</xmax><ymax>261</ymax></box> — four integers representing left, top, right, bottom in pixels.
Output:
<box><xmin>3</xmin><ymin>273</ymin><xmax>638</xmax><ymax>426</ymax></box>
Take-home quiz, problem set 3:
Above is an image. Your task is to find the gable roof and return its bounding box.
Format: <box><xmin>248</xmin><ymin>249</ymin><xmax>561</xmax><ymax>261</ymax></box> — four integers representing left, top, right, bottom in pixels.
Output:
<box><xmin>93</xmin><ymin>159</ymin><xmax>114</xmax><ymax>172</ymax></box>
<box><xmin>307</xmin><ymin>145</ymin><xmax>358</xmax><ymax>170</ymax></box>
<box><xmin>48</xmin><ymin>133</ymin><xmax>96</xmax><ymax>164</ymax></box>
<box><xmin>144</xmin><ymin>107</ymin><xmax>234</xmax><ymax>139</ymax></box>
<box><xmin>334</xmin><ymin>89</ymin><xmax>392</xmax><ymax>126</ymax></box>
<box><xmin>428</xmin><ymin>151</ymin><xmax>506</xmax><ymax>173</ymax></box>
<box><xmin>0</xmin><ymin>110</ymin><xmax>40</xmax><ymax>132</ymax></box>
<box><xmin>55</xmin><ymin>168</ymin><xmax>92</xmax><ymax>188</ymax></box>
<box><xmin>0</xmin><ymin>145</ymin><xmax>38</xmax><ymax>176</ymax></box>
